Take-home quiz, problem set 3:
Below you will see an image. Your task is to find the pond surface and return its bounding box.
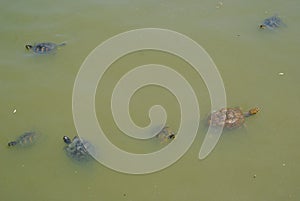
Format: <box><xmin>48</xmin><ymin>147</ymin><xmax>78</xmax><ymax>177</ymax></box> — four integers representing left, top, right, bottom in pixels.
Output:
<box><xmin>1</xmin><ymin>0</ymin><xmax>300</xmax><ymax>200</ymax></box>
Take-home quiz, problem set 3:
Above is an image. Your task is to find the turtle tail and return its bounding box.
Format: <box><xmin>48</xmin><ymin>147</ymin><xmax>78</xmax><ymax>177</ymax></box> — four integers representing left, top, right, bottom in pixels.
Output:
<box><xmin>8</xmin><ymin>141</ymin><xmax>18</xmax><ymax>146</ymax></box>
<box><xmin>244</xmin><ymin>107</ymin><xmax>260</xmax><ymax>117</ymax></box>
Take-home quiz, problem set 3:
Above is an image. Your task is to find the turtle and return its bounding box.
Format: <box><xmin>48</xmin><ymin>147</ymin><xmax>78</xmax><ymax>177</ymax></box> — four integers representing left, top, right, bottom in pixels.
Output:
<box><xmin>208</xmin><ymin>107</ymin><xmax>259</xmax><ymax>129</ymax></box>
<box><xmin>259</xmin><ymin>15</ymin><xmax>283</xmax><ymax>30</ymax></box>
<box><xmin>63</xmin><ymin>136</ymin><xmax>92</xmax><ymax>161</ymax></box>
<box><xmin>156</xmin><ymin>126</ymin><xmax>176</xmax><ymax>142</ymax></box>
<box><xmin>25</xmin><ymin>42</ymin><xmax>66</xmax><ymax>54</ymax></box>
<box><xmin>8</xmin><ymin>131</ymin><xmax>36</xmax><ymax>147</ymax></box>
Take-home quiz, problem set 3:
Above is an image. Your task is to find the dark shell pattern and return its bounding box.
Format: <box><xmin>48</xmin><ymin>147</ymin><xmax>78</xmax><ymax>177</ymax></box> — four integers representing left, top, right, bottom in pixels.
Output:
<box><xmin>64</xmin><ymin>136</ymin><xmax>92</xmax><ymax>161</ymax></box>
<box><xmin>208</xmin><ymin>108</ymin><xmax>245</xmax><ymax>129</ymax></box>
<box><xmin>8</xmin><ymin>132</ymin><xmax>36</xmax><ymax>147</ymax></box>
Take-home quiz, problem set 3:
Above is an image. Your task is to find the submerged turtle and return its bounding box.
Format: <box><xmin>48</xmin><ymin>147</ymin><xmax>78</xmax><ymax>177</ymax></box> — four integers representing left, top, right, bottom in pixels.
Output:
<box><xmin>25</xmin><ymin>42</ymin><xmax>66</xmax><ymax>54</ymax></box>
<box><xmin>156</xmin><ymin>126</ymin><xmax>176</xmax><ymax>142</ymax></box>
<box><xmin>208</xmin><ymin>107</ymin><xmax>259</xmax><ymax>129</ymax></box>
<box><xmin>259</xmin><ymin>15</ymin><xmax>283</xmax><ymax>30</ymax></box>
<box><xmin>63</xmin><ymin>136</ymin><xmax>92</xmax><ymax>161</ymax></box>
<box><xmin>8</xmin><ymin>131</ymin><xmax>36</xmax><ymax>147</ymax></box>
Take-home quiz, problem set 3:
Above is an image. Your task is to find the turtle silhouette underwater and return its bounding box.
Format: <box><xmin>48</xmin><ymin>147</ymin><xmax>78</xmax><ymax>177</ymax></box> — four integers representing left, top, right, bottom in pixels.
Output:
<box><xmin>156</xmin><ymin>126</ymin><xmax>176</xmax><ymax>142</ymax></box>
<box><xmin>259</xmin><ymin>15</ymin><xmax>283</xmax><ymax>30</ymax></box>
<box><xmin>208</xmin><ymin>107</ymin><xmax>260</xmax><ymax>129</ymax></box>
<box><xmin>8</xmin><ymin>131</ymin><xmax>37</xmax><ymax>147</ymax></box>
<box><xmin>63</xmin><ymin>136</ymin><xmax>92</xmax><ymax>161</ymax></box>
<box><xmin>25</xmin><ymin>42</ymin><xmax>66</xmax><ymax>54</ymax></box>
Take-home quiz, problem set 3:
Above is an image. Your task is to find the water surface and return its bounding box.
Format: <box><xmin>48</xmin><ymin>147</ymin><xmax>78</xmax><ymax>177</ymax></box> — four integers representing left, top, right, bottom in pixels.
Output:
<box><xmin>1</xmin><ymin>0</ymin><xmax>300</xmax><ymax>200</ymax></box>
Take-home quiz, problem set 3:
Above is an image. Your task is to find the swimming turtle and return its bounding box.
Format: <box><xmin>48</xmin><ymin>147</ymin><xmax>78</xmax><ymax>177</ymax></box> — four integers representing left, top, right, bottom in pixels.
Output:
<box><xmin>259</xmin><ymin>15</ymin><xmax>283</xmax><ymax>30</ymax></box>
<box><xmin>63</xmin><ymin>136</ymin><xmax>92</xmax><ymax>161</ymax></box>
<box><xmin>8</xmin><ymin>131</ymin><xmax>36</xmax><ymax>147</ymax></box>
<box><xmin>25</xmin><ymin>42</ymin><xmax>66</xmax><ymax>54</ymax></box>
<box><xmin>156</xmin><ymin>126</ymin><xmax>176</xmax><ymax>142</ymax></box>
<box><xmin>208</xmin><ymin>107</ymin><xmax>259</xmax><ymax>129</ymax></box>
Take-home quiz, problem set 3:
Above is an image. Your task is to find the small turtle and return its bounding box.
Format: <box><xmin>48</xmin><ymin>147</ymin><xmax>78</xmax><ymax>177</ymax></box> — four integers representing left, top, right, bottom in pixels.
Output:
<box><xmin>25</xmin><ymin>42</ymin><xmax>66</xmax><ymax>54</ymax></box>
<box><xmin>208</xmin><ymin>107</ymin><xmax>259</xmax><ymax>129</ymax></box>
<box><xmin>259</xmin><ymin>15</ymin><xmax>283</xmax><ymax>30</ymax></box>
<box><xmin>156</xmin><ymin>126</ymin><xmax>176</xmax><ymax>142</ymax></box>
<box><xmin>8</xmin><ymin>131</ymin><xmax>36</xmax><ymax>147</ymax></box>
<box><xmin>63</xmin><ymin>136</ymin><xmax>92</xmax><ymax>161</ymax></box>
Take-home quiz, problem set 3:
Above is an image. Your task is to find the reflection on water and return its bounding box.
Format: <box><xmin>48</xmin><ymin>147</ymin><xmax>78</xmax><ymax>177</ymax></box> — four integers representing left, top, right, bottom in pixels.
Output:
<box><xmin>1</xmin><ymin>0</ymin><xmax>300</xmax><ymax>200</ymax></box>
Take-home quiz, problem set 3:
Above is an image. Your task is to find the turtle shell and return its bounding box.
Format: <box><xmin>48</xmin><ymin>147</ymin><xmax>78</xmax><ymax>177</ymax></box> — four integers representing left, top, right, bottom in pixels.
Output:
<box><xmin>8</xmin><ymin>132</ymin><xmax>36</xmax><ymax>147</ymax></box>
<box><xmin>156</xmin><ymin>126</ymin><xmax>176</xmax><ymax>142</ymax></box>
<box><xmin>64</xmin><ymin>136</ymin><xmax>91</xmax><ymax>161</ymax></box>
<box><xmin>208</xmin><ymin>108</ymin><xmax>245</xmax><ymax>129</ymax></box>
<box><xmin>260</xmin><ymin>15</ymin><xmax>282</xmax><ymax>29</ymax></box>
<box><xmin>26</xmin><ymin>42</ymin><xmax>66</xmax><ymax>54</ymax></box>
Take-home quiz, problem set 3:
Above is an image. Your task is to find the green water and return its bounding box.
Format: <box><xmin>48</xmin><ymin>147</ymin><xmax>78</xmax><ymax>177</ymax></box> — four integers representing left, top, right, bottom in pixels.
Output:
<box><xmin>1</xmin><ymin>0</ymin><xmax>300</xmax><ymax>200</ymax></box>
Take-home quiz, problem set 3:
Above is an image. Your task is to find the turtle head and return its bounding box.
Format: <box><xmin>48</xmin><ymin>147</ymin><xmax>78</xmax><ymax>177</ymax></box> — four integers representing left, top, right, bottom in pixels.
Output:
<box><xmin>245</xmin><ymin>107</ymin><xmax>260</xmax><ymax>117</ymax></box>
<box><xmin>8</xmin><ymin>141</ymin><xmax>17</xmax><ymax>146</ymax></box>
<box><xmin>168</xmin><ymin>133</ymin><xmax>175</xmax><ymax>140</ymax></box>
<box><xmin>259</xmin><ymin>24</ymin><xmax>266</xmax><ymax>29</ymax></box>
<box><xmin>25</xmin><ymin>45</ymin><xmax>32</xmax><ymax>50</ymax></box>
<box><xmin>63</xmin><ymin>136</ymin><xmax>72</xmax><ymax>144</ymax></box>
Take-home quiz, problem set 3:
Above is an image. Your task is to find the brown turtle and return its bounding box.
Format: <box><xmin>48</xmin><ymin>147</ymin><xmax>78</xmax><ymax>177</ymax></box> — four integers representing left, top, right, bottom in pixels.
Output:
<box><xmin>208</xmin><ymin>107</ymin><xmax>259</xmax><ymax>129</ymax></box>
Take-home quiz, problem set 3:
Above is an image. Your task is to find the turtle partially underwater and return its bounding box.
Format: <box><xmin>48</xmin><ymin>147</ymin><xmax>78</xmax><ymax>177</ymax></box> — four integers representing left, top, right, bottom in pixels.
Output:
<box><xmin>156</xmin><ymin>126</ymin><xmax>176</xmax><ymax>142</ymax></box>
<box><xmin>259</xmin><ymin>15</ymin><xmax>283</xmax><ymax>30</ymax></box>
<box><xmin>208</xmin><ymin>107</ymin><xmax>259</xmax><ymax>129</ymax></box>
<box><xmin>8</xmin><ymin>131</ymin><xmax>36</xmax><ymax>147</ymax></box>
<box><xmin>25</xmin><ymin>42</ymin><xmax>66</xmax><ymax>54</ymax></box>
<box><xmin>63</xmin><ymin>136</ymin><xmax>92</xmax><ymax>161</ymax></box>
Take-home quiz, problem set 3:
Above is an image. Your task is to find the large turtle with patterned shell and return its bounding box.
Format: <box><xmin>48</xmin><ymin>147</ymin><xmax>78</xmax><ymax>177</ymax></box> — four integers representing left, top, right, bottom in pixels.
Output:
<box><xmin>208</xmin><ymin>107</ymin><xmax>260</xmax><ymax>129</ymax></box>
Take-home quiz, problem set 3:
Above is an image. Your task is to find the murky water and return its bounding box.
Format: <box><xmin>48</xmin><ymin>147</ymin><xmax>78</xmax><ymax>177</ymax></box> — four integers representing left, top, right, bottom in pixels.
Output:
<box><xmin>1</xmin><ymin>0</ymin><xmax>300</xmax><ymax>200</ymax></box>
